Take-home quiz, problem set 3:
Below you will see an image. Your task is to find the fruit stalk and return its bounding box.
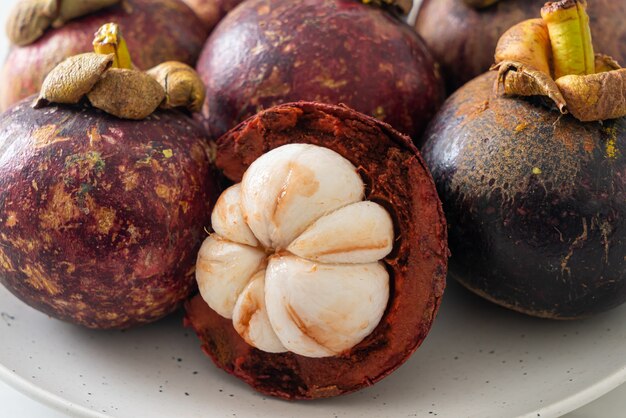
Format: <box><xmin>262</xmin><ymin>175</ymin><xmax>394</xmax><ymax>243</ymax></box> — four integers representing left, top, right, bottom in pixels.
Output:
<box><xmin>541</xmin><ymin>0</ymin><xmax>595</xmax><ymax>78</ymax></box>
<box><xmin>92</xmin><ymin>23</ymin><xmax>133</xmax><ymax>69</ymax></box>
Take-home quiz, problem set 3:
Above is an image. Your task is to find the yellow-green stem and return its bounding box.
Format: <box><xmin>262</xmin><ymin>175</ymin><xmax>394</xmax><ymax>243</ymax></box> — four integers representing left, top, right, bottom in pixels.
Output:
<box><xmin>541</xmin><ymin>0</ymin><xmax>595</xmax><ymax>78</ymax></box>
<box><xmin>92</xmin><ymin>23</ymin><xmax>133</xmax><ymax>69</ymax></box>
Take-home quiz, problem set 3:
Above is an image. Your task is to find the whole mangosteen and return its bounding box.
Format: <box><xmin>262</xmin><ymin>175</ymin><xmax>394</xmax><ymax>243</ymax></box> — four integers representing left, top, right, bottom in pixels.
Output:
<box><xmin>422</xmin><ymin>0</ymin><xmax>626</xmax><ymax>318</ymax></box>
<box><xmin>185</xmin><ymin>101</ymin><xmax>448</xmax><ymax>399</ymax></box>
<box><xmin>195</xmin><ymin>0</ymin><xmax>444</xmax><ymax>142</ymax></box>
<box><xmin>0</xmin><ymin>0</ymin><xmax>209</xmax><ymax>111</ymax></box>
<box><xmin>415</xmin><ymin>0</ymin><xmax>626</xmax><ymax>92</ymax></box>
<box><xmin>0</xmin><ymin>24</ymin><xmax>216</xmax><ymax>329</ymax></box>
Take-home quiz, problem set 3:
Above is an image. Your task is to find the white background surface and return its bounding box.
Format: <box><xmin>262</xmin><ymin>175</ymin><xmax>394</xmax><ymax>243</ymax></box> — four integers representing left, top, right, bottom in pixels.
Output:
<box><xmin>1</xmin><ymin>1</ymin><xmax>626</xmax><ymax>417</ymax></box>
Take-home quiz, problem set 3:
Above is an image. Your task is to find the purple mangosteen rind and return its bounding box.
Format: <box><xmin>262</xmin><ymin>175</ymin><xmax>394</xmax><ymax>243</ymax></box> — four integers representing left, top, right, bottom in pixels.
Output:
<box><xmin>0</xmin><ymin>98</ymin><xmax>216</xmax><ymax>329</ymax></box>
<box><xmin>422</xmin><ymin>72</ymin><xmax>626</xmax><ymax>319</ymax></box>
<box><xmin>196</xmin><ymin>0</ymin><xmax>444</xmax><ymax>142</ymax></box>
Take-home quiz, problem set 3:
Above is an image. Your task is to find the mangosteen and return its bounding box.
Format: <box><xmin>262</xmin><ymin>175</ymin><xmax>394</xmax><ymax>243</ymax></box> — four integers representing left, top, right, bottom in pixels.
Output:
<box><xmin>422</xmin><ymin>0</ymin><xmax>626</xmax><ymax>318</ymax></box>
<box><xmin>180</xmin><ymin>0</ymin><xmax>244</xmax><ymax>30</ymax></box>
<box><xmin>185</xmin><ymin>101</ymin><xmax>448</xmax><ymax>399</ymax></box>
<box><xmin>415</xmin><ymin>0</ymin><xmax>626</xmax><ymax>92</ymax></box>
<box><xmin>0</xmin><ymin>0</ymin><xmax>209</xmax><ymax>111</ymax></box>
<box><xmin>195</xmin><ymin>0</ymin><xmax>444</xmax><ymax>142</ymax></box>
<box><xmin>0</xmin><ymin>24</ymin><xmax>217</xmax><ymax>329</ymax></box>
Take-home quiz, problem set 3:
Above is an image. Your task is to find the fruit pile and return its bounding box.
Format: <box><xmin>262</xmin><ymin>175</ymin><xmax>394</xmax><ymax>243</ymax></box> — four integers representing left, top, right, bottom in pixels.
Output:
<box><xmin>0</xmin><ymin>0</ymin><xmax>624</xmax><ymax>404</ymax></box>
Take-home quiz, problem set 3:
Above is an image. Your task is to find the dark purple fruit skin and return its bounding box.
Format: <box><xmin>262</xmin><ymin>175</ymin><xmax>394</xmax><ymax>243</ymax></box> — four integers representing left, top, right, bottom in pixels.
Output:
<box><xmin>421</xmin><ymin>72</ymin><xmax>626</xmax><ymax>319</ymax></box>
<box><xmin>0</xmin><ymin>99</ymin><xmax>216</xmax><ymax>329</ymax></box>
<box><xmin>0</xmin><ymin>0</ymin><xmax>209</xmax><ymax>112</ymax></box>
<box><xmin>196</xmin><ymin>0</ymin><xmax>445</xmax><ymax>142</ymax></box>
<box><xmin>416</xmin><ymin>0</ymin><xmax>626</xmax><ymax>92</ymax></box>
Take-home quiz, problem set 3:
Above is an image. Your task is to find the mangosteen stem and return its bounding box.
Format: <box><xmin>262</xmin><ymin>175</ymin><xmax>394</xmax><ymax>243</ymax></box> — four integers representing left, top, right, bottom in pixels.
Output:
<box><xmin>541</xmin><ymin>0</ymin><xmax>595</xmax><ymax>79</ymax></box>
<box><xmin>93</xmin><ymin>23</ymin><xmax>133</xmax><ymax>69</ymax></box>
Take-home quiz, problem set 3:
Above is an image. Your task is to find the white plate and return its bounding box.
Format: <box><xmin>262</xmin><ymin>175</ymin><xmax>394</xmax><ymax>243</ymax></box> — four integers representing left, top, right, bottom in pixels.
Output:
<box><xmin>2</xmin><ymin>1</ymin><xmax>626</xmax><ymax>417</ymax></box>
<box><xmin>2</xmin><ymin>279</ymin><xmax>626</xmax><ymax>418</ymax></box>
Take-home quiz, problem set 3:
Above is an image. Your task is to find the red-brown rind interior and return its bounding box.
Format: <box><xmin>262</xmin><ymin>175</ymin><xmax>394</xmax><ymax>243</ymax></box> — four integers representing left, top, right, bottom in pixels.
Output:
<box><xmin>185</xmin><ymin>101</ymin><xmax>448</xmax><ymax>399</ymax></box>
<box><xmin>0</xmin><ymin>98</ymin><xmax>216</xmax><ymax>328</ymax></box>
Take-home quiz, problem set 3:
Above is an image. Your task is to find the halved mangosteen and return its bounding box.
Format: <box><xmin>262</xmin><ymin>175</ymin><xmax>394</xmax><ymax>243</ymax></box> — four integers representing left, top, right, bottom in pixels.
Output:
<box><xmin>185</xmin><ymin>101</ymin><xmax>448</xmax><ymax>399</ymax></box>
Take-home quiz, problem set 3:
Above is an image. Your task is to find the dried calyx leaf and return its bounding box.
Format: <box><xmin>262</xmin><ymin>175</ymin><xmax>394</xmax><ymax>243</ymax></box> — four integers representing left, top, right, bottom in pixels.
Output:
<box><xmin>87</xmin><ymin>69</ymin><xmax>165</xmax><ymax>120</ymax></box>
<box><xmin>462</xmin><ymin>0</ymin><xmax>501</xmax><ymax>9</ymax></box>
<box><xmin>360</xmin><ymin>0</ymin><xmax>413</xmax><ymax>16</ymax></box>
<box><xmin>147</xmin><ymin>62</ymin><xmax>206</xmax><ymax>113</ymax></box>
<box><xmin>6</xmin><ymin>0</ymin><xmax>120</xmax><ymax>46</ymax></box>
<box><xmin>494</xmin><ymin>61</ymin><xmax>567</xmax><ymax>113</ymax></box>
<box><xmin>556</xmin><ymin>70</ymin><xmax>626</xmax><ymax>122</ymax></box>
<box><xmin>34</xmin><ymin>53</ymin><xmax>114</xmax><ymax>108</ymax></box>
<box><xmin>6</xmin><ymin>0</ymin><xmax>56</xmax><ymax>46</ymax></box>
<box><xmin>33</xmin><ymin>22</ymin><xmax>203</xmax><ymax>120</ymax></box>
<box><xmin>493</xmin><ymin>0</ymin><xmax>626</xmax><ymax>122</ymax></box>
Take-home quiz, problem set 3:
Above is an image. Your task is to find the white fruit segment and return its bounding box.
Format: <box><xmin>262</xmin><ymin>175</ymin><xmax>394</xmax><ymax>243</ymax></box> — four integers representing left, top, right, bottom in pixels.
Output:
<box><xmin>240</xmin><ymin>144</ymin><xmax>364</xmax><ymax>250</ymax></box>
<box><xmin>196</xmin><ymin>144</ymin><xmax>394</xmax><ymax>358</ymax></box>
<box><xmin>196</xmin><ymin>235</ymin><xmax>265</xmax><ymax>319</ymax></box>
<box><xmin>287</xmin><ymin>201</ymin><xmax>394</xmax><ymax>264</ymax></box>
<box><xmin>232</xmin><ymin>270</ymin><xmax>287</xmax><ymax>353</ymax></box>
<box><xmin>211</xmin><ymin>184</ymin><xmax>259</xmax><ymax>247</ymax></box>
<box><xmin>264</xmin><ymin>256</ymin><xmax>389</xmax><ymax>358</ymax></box>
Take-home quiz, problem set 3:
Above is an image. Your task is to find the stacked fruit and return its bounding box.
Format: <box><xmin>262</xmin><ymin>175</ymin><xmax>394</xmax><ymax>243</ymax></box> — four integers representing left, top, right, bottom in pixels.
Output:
<box><xmin>0</xmin><ymin>0</ymin><xmax>624</xmax><ymax>402</ymax></box>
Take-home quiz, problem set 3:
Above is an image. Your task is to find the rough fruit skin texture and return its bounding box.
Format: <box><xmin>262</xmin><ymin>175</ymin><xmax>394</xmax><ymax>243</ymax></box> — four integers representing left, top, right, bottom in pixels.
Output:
<box><xmin>196</xmin><ymin>0</ymin><xmax>445</xmax><ymax>142</ymax></box>
<box><xmin>415</xmin><ymin>0</ymin><xmax>626</xmax><ymax>92</ymax></box>
<box><xmin>185</xmin><ymin>101</ymin><xmax>448</xmax><ymax>399</ymax></box>
<box><xmin>422</xmin><ymin>72</ymin><xmax>626</xmax><ymax>319</ymax></box>
<box><xmin>0</xmin><ymin>0</ymin><xmax>209</xmax><ymax>112</ymax></box>
<box><xmin>181</xmin><ymin>0</ymin><xmax>243</xmax><ymax>29</ymax></box>
<box><xmin>0</xmin><ymin>99</ymin><xmax>216</xmax><ymax>329</ymax></box>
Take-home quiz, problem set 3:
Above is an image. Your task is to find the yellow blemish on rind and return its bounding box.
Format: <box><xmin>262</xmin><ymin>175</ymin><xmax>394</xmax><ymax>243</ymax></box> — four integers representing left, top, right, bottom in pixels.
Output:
<box><xmin>94</xmin><ymin>206</ymin><xmax>116</xmax><ymax>235</ymax></box>
<box><xmin>603</xmin><ymin>125</ymin><xmax>619</xmax><ymax>159</ymax></box>
<box><xmin>515</xmin><ymin>122</ymin><xmax>529</xmax><ymax>132</ymax></box>
<box><xmin>33</xmin><ymin>124</ymin><xmax>70</xmax><ymax>148</ymax></box>
<box><xmin>39</xmin><ymin>183</ymin><xmax>80</xmax><ymax>229</ymax></box>
<box><xmin>21</xmin><ymin>265</ymin><xmax>60</xmax><ymax>296</ymax></box>
<box><xmin>373</xmin><ymin>106</ymin><xmax>386</xmax><ymax>120</ymax></box>
<box><xmin>316</xmin><ymin>77</ymin><xmax>348</xmax><ymax>89</ymax></box>
<box><xmin>5</xmin><ymin>212</ymin><xmax>17</xmax><ymax>227</ymax></box>
<box><xmin>122</xmin><ymin>171</ymin><xmax>140</xmax><ymax>192</ymax></box>
<box><xmin>88</xmin><ymin>126</ymin><xmax>102</xmax><ymax>147</ymax></box>
<box><xmin>0</xmin><ymin>248</ymin><xmax>14</xmax><ymax>271</ymax></box>
<box><xmin>156</xmin><ymin>184</ymin><xmax>177</xmax><ymax>202</ymax></box>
